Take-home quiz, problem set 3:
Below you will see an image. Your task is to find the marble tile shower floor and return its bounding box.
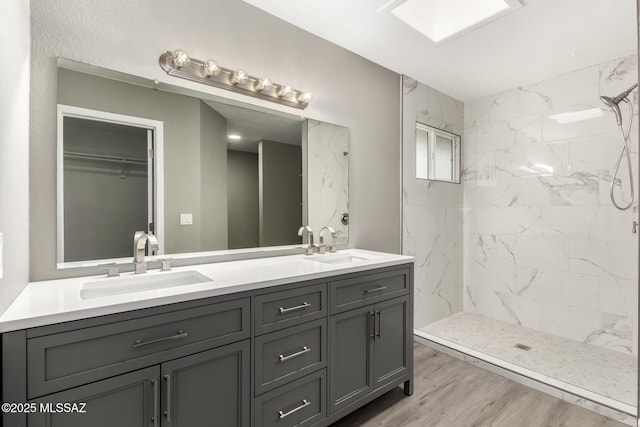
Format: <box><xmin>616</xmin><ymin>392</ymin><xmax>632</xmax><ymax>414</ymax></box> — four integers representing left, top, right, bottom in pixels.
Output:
<box><xmin>420</xmin><ymin>313</ymin><xmax>637</xmax><ymax>413</ymax></box>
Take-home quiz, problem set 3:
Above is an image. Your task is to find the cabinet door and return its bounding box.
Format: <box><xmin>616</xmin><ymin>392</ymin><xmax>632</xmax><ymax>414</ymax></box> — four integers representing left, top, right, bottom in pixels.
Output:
<box><xmin>328</xmin><ymin>304</ymin><xmax>374</xmax><ymax>414</ymax></box>
<box><xmin>161</xmin><ymin>340</ymin><xmax>250</xmax><ymax>427</ymax></box>
<box><xmin>373</xmin><ymin>296</ymin><xmax>410</xmax><ymax>388</ymax></box>
<box><xmin>28</xmin><ymin>366</ymin><xmax>159</xmax><ymax>427</ymax></box>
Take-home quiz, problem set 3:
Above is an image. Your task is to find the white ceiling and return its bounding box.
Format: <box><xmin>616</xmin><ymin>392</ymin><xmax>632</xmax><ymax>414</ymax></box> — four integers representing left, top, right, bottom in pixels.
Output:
<box><xmin>243</xmin><ymin>0</ymin><xmax>637</xmax><ymax>102</ymax></box>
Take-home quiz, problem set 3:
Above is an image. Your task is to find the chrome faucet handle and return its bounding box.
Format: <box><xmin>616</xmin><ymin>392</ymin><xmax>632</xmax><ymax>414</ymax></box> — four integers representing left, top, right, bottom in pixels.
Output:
<box><xmin>298</xmin><ymin>225</ymin><xmax>316</xmax><ymax>255</ymax></box>
<box><xmin>159</xmin><ymin>258</ymin><xmax>172</xmax><ymax>271</ymax></box>
<box><xmin>98</xmin><ymin>263</ymin><xmax>120</xmax><ymax>277</ymax></box>
<box><xmin>318</xmin><ymin>226</ymin><xmax>337</xmax><ymax>254</ymax></box>
<box><xmin>133</xmin><ymin>231</ymin><xmax>160</xmax><ymax>274</ymax></box>
<box><xmin>146</xmin><ymin>233</ymin><xmax>159</xmax><ymax>253</ymax></box>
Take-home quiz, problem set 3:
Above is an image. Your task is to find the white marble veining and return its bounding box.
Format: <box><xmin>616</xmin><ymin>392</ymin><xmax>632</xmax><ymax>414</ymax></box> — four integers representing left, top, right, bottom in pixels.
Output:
<box><xmin>0</xmin><ymin>249</ymin><xmax>413</xmax><ymax>333</ymax></box>
<box><xmin>402</xmin><ymin>76</ymin><xmax>464</xmax><ymax>328</ymax></box>
<box><xmin>463</xmin><ymin>54</ymin><xmax>639</xmax><ymax>355</ymax></box>
<box><xmin>420</xmin><ymin>313</ymin><xmax>637</xmax><ymax>413</ymax></box>
<box><xmin>306</xmin><ymin>119</ymin><xmax>349</xmax><ymax>246</ymax></box>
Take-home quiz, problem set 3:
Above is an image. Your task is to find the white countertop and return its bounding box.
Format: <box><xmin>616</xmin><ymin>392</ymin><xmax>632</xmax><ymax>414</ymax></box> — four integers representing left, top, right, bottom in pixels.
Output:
<box><xmin>0</xmin><ymin>249</ymin><xmax>413</xmax><ymax>333</ymax></box>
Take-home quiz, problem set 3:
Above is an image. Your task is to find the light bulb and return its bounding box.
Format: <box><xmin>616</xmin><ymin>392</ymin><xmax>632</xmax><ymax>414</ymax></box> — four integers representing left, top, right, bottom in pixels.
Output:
<box><xmin>256</xmin><ymin>77</ymin><xmax>272</xmax><ymax>92</ymax></box>
<box><xmin>278</xmin><ymin>85</ymin><xmax>293</xmax><ymax>98</ymax></box>
<box><xmin>297</xmin><ymin>92</ymin><xmax>312</xmax><ymax>104</ymax></box>
<box><xmin>203</xmin><ymin>60</ymin><xmax>221</xmax><ymax>77</ymax></box>
<box><xmin>232</xmin><ymin>69</ymin><xmax>249</xmax><ymax>85</ymax></box>
<box><xmin>172</xmin><ymin>49</ymin><xmax>190</xmax><ymax>68</ymax></box>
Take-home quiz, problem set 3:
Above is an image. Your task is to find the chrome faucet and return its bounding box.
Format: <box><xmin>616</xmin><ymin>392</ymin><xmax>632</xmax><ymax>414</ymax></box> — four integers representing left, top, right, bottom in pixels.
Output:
<box><xmin>318</xmin><ymin>226</ymin><xmax>337</xmax><ymax>254</ymax></box>
<box><xmin>133</xmin><ymin>231</ymin><xmax>159</xmax><ymax>274</ymax></box>
<box><xmin>298</xmin><ymin>226</ymin><xmax>315</xmax><ymax>255</ymax></box>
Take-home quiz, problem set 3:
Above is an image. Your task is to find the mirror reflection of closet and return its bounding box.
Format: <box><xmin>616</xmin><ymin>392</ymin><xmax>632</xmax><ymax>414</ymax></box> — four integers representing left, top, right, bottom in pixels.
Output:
<box><xmin>58</xmin><ymin>106</ymin><xmax>162</xmax><ymax>263</ymax></box>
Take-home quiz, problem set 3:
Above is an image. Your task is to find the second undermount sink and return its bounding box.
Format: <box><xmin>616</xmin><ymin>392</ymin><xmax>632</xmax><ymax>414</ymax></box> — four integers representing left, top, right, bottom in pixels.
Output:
<box><xmin>80</xmin><ymin>270</ymin><xmax>212</xmax><ymax>299</ymax></box>
<box><xmin>305</xmin><ymin>252</ymin><xmax>372</xmax><ymax>265</ymax></box>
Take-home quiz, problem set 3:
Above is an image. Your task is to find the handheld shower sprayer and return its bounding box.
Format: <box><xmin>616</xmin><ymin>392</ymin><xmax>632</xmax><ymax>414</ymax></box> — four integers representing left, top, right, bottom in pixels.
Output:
<box><xmin>600</xmin><ymin>83</ymin><xmax>638</xmax><ymax>126</ymax></box>
<box><xmin>600</xmin><ymin>82</ymin><xmax>637</xmax><ymax>211</ymax></box>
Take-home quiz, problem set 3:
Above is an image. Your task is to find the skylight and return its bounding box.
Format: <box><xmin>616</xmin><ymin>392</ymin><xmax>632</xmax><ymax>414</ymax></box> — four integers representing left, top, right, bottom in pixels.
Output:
<box><xmin>391</xmin><ymin>0</ymin><xmax>522</xmax><ymax>43</ymax></box>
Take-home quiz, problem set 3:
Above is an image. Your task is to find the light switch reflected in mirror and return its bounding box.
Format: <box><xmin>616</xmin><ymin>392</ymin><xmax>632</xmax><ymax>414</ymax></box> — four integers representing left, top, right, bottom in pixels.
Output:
<box><xmin>56</xmin><ymin>60</ymin><xmax>349</xmax><ymax>268</ymax></box>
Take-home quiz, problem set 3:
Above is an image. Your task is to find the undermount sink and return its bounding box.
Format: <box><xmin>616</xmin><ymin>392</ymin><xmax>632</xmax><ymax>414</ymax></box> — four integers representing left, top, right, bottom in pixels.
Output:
<box><xmin>305</xmin><ymin>253</ymin><xmax>371</xmax><ymax>265</ymax></box>
<box><xmin>80</xmin><ymin>270</ymin><xmax>212</xmax><ymax>299</ymax></box>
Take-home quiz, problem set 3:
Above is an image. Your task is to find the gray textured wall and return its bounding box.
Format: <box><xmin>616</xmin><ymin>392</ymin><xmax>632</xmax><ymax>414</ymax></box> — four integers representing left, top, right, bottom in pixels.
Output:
<box><xmin>227</xmin><ymin>151</ymin><xmax>259</xmax><ymax>249</ymax></box>
<box><xmin>259</xmin><ymin>141</ymin><xmax>302</xmax><ymax>246</ymax></box>
<box><xmin>30</xmin><ymin>0</ymin><xmax>401</xmax><ymax>280</ymax></box>
<box><xmin>0</xmin><ymin>1</ymin><xmax>30</xmax><ymax>311</ymax></box>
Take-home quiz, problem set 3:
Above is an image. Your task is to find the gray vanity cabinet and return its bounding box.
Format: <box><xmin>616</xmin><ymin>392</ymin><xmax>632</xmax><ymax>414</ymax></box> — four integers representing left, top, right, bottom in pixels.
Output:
<box><xmin>328</xmin><ymin>295</ymin><xmax>411</xmax><ymax>415</ymax></box>
<box><xmin>162</xmin><ymin>340</ymin><xmax>250</xmax><ymax>426</ymax></box>
<box><xmin>29</xmin><ymin>341</ymin><xmax>250</xmax><ymax>427</ymax></box>
<box><xmin>328</xmin><ymin>304</ymin><xmax>375</xmax><ymax>413</ymax></box>
<box><xmin>327</xmin><ymin>266</ymin><xmax>412</xmax><ymax>416</ymax></box>
<box><xmin>28</xmin><ymin>366</ymin><xmax>158</xmax><ymax>427</ymax></box>
<box><xmin>2</xmin><ymin>262</ymin><xmax>413</xmax><ymax>427</ymax></box>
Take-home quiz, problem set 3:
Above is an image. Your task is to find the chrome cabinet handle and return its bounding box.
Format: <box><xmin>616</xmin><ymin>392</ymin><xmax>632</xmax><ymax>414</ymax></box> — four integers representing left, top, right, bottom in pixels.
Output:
<box><xmin>134</xmin><ymin>331</ymin><xmax>188</xmax><ymax>348</ymax></box>
<box><xmin>363</xmin><ymin>286</ymin><xmax>387</xmax><ymax>294</ymax></box>
<box><xmin>163</xmin><ymin>374</ymin><xmax>172</xmax><ymax>422</ymax></box>
<box><xmin>279</xmin><ymin>302</ymin><xmax>311</xmax><ymax>314</ymax></box>
<box><xmin>151</xmin><ymin>378</ymin><xmax>159</xmax><ymax>427</ymax></box>
<box><xmin>376</xmin><ymin>311</ymin><xmax>381</xmax><ymax>339</ymax></box>
<box><xmin>278</xmin><ymin>399</ymin><xmax>311</xmax><ymax>419</ymax></box>
<box><xmin>279</xmin><ymin>346</ymin><xmax>311</xmax><ymax>362</ymax></box>
<box><xmin>369</xmin><ymin>311</ymin><xmax>375</xmax><ymax>340</ymax></box>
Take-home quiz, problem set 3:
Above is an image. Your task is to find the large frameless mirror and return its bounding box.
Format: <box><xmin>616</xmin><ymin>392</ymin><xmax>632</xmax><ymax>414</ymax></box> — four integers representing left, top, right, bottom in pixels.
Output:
<box><xmin>56</xmin><ymin>60</ymin><xmax>349</xmax><ymax>267</ymax></box>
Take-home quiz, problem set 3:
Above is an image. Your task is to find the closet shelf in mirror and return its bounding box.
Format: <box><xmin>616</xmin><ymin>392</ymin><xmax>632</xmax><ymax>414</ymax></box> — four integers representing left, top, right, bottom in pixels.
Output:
<box><xmin>63</xmin><ymin>151</ymin><xmax>147</xmax><ymax>166</ymax></box>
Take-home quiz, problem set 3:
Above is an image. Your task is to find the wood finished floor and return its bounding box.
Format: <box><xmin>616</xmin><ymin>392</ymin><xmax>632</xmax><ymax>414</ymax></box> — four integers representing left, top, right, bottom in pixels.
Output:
<box><xmin>330</xmin><ymin>341</ymin><xmax>629</xmax><ymax>427</ymax></box>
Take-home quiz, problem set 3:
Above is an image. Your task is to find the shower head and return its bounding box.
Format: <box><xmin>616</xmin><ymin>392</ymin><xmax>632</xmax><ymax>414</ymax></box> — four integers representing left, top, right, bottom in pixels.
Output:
<box><xmin>600</xmin><ymin>95</ymin><xmax>623</xmax><ymax>125</ymax></box>
<box><xmin>600</xmin><ymin>82</ymin><xmax>638</xmax><ymax>126</ymax></box>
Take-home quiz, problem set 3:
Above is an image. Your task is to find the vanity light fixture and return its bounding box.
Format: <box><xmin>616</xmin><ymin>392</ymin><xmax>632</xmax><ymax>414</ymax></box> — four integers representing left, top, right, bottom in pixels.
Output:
<box><xmin>297</xmin><ymin>92</ymin><xmax>312</xmax><ymax>104</ymax></box>
<box><xmin>256</xmin><ymin>77</ymin><xmax>272</xmax><ymax>92</ymax></box>
<box><xmin>232</xmin><ymin>69</ymin><xmax>249</xmax><ymax>85</ymax></box>
<box><xmin>172</xmin><ymin>49</ymin><xmax>190</xmax><ymax>68</ymax></box>
<box><xmin>277</xmin><ymin>85</ymin><xmax>293</xmax><ymax>98</ymax></box>
<box><xmin>203</xmin><ymin>59</ymin><xmax>221</xmax><ymax>77</ymax></box>
<box><xmin>159</xmin><ymin>49</ymin><xmax>311</xmax><ymax>109</ymax></box>
<box><xmin>228</xmin><ymin>134</ymin><xmax>241</xmax><ymax>141</ymax></box>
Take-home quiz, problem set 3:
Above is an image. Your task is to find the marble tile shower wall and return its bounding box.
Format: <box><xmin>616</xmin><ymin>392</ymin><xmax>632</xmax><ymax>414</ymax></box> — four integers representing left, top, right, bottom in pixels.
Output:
<box><xmin>402</xmin><ymin>76</ymin><xmax>465</xmax><ymax>329</ymax></box>
<box><xmin>306</xmin><ymin>119</ymin><xmax>349</xmax><ymax>246</ymax></box>
<box><xmin>463</xmin><ymin>55</ymin><xmax>639</xmax><ymax>355</ymax></box>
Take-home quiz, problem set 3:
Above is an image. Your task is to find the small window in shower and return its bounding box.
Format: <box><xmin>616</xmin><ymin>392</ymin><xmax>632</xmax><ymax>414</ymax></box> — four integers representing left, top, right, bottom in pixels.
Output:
<box><xmin>415</xmin><ymin>123</ymin><xmax>460</xmax><ymax>183</ymax></box>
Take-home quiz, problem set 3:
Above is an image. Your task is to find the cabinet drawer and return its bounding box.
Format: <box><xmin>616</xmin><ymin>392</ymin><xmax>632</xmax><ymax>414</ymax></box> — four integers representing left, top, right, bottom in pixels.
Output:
<box><xmin>255</xmin><ymin>370</ymin><xmax>326</xmax><ymax>427</ymax></box>
<box><xmin>27</xmin><ymin>298</ymin><xmax>250</xmax><ymax>398</ymax></box>
<box><xmin>254</xmin><ymin>283</ymin><xmax>326</xmax><ymax>335</ymax></box>
<box><xmin>329</xmin><ymin>268</ymin><xmax>409</xmax><ymax>314</ymax></box>
<box><xmin>255</xmin><ymin>319</ymin><xmax>326</xmax><ymax>395</ymax></box>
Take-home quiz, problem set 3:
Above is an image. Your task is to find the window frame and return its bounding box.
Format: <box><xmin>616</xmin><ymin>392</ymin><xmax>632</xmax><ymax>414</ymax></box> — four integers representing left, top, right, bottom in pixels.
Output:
<box><xmin>415</xmin><ymin>122</ymin><xmax>461</xmax><ymax>184</ymax></box>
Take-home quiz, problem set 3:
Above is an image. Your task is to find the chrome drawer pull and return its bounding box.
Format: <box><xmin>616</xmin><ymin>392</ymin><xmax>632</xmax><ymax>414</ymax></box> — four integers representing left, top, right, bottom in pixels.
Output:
<box><xmin>279</xmin><ymin>302</ymin><xmax>311</xmax><ymax>314</ymax></box>
<box><xmin>151</xmin><ymin>378</ymin><xmax>159</xmax><ymax>427</ymax></box>
<box><xmin>133</xmin><ymin>330</ymin><xmax>188</xmax><ymax>348</ymax></box>
<box><xmin>363</xmin><ymin>286</ymin><xmax>387</xmax><ymax>294</ymax></box>
<box><xmin>278</xmin><ymin>399</ymin><xmax>311</xmax><ymax>419</ymax></box>
<box><xmin>279</xmin><ymin>346</ymin><xmax>311</xmax><ymax>362</ymax></box>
